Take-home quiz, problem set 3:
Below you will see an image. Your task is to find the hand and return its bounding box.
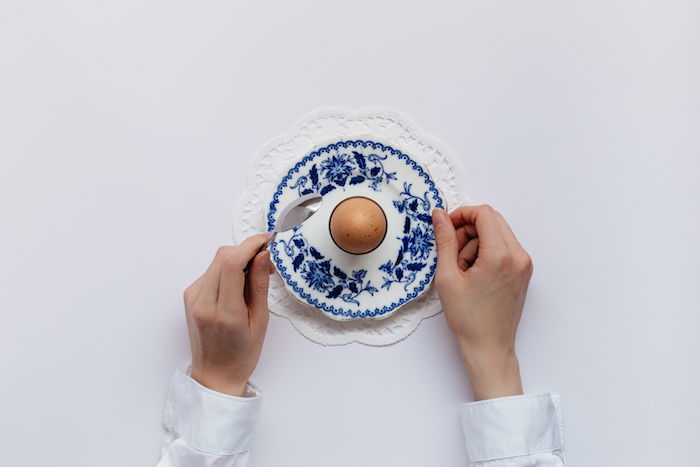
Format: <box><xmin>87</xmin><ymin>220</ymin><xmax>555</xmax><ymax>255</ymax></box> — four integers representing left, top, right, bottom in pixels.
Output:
<box><xmin>432</xmin><ymin>206</ymin><xmax>533</xmax><ymax>400</ymax></box>
<box><xmin>183</xmin><ymin>234</ymin><xmax>273</xmax><ymax>396</ymax></box>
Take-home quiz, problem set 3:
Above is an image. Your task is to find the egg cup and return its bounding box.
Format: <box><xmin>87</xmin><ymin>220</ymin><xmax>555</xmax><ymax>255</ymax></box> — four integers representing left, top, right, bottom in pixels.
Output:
<box><xmin>266</xmin><ymin>139</ymin><xmax>445</xmax><ymax>321</ymax></box>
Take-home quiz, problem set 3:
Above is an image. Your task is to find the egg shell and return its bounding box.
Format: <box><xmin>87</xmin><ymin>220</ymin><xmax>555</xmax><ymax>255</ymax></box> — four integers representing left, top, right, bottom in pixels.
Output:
<box><xmin>329</xmin><ymin>196</ymin><xmax>387</xmax><ymax>255</ymax></box>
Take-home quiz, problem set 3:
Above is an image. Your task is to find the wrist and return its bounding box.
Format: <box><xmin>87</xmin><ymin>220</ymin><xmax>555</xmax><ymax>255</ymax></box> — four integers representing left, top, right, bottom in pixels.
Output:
<box><xmin>458</xmin><ymin>343</ymin><xmax>523</xmax><ymax>401</ymax></box>
<box><xmin>191</xmin><ymin>366</ymin><xmax>248</xmax><ymax>397</ymax></box>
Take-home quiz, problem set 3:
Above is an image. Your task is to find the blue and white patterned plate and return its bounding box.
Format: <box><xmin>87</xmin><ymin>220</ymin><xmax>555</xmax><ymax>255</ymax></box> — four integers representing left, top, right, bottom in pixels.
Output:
<box><xmin>266</xmin><ymin>139</ymin><xmax>445</xmax><ymax>321</ymax></box>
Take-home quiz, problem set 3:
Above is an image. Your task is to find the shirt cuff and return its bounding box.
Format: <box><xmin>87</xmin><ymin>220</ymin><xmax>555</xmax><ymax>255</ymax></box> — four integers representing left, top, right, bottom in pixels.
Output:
<box><xmin>459</xmin><ymin>393</ymin><xmax>563</xmax><ymax>462</ymax></box>
<box><xmin>162</xmin><ymin>369</ymin><xmax>262</xmax><ymax>455</ymax></box>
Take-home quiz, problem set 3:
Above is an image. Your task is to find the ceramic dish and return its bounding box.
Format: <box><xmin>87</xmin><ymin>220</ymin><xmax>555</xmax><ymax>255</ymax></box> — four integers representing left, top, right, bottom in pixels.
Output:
<box><xmin>266</xmin><ymin>139</ymin><xmax>445</xmax><ymax>320</ymax></box>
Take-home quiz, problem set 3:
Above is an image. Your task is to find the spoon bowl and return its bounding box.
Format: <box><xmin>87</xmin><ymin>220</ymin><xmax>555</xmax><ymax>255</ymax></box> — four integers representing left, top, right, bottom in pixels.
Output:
<box><xmin>267</xmin><ymin>193</ymin><xmax>323</xmax><ymax>245</ymax></box>
<box><xmin>244</xmin><ymin>193</ymin><xmax>323</xmax><ymax>273</ymax></box>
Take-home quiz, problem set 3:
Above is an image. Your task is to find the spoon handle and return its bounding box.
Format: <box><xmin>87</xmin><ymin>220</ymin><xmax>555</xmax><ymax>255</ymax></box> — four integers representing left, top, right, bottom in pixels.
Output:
<box><xmin>243</xmin><ymin>231</ymin><xmax>277</xmax><ymax>274</ymax></box>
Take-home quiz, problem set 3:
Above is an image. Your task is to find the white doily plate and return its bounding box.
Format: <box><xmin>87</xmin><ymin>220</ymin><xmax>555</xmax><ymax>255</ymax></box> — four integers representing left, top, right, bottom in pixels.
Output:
<box><xmin>232</xmin><ymin>107</ymin><xmax>470</xmax><ymax>346</ymax></box>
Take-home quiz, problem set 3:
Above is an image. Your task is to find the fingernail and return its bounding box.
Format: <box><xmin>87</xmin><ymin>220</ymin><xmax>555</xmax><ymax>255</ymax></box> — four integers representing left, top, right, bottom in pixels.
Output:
<box><xmin>259</xmin><ymin>250</ymin><xmax>270</xmax><ymax>269</ymax></box>
<box><xmin>432</xmin><ymin>208</ymin><xmax>445</xmax><ymax>226</ymax></box>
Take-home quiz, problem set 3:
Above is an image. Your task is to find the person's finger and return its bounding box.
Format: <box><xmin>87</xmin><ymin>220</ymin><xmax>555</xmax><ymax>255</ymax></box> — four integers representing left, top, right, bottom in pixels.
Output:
<box><xmin>449</xmin><ymin>205</ymin><xmax>508</xmax><ymax>254</ymax></box>
<box><xmin>183</xmin><ymin>279</ymin><xmax>200</xmax><ymax>307</ymax></box>
<box><xmin>458</xmin><ymin>237</ymin><xmax>479</xmax><ymax>271</ymax></box>
<box><xmin>432</xmin><ymin>208</ymin><xmax>459</xmax><ymax>273</ymax></box>
<box><xmin>246</xmin><ymin>250</ymin><xmax>271</xmax><ymax>334</ymax></box>
<box><xmin>455</xmin><ymin>224</ymin><xmax>477</xmax><ymax>251</ymax></box>
<box><xmin>457</xmin><ymin>222</ymin><xmax>477</xmax><ymax>238</ymax></box>
<box><xmin>197</xmin><ymin>248</ymin><xmax>226</xmax><ymax>306</ymax></box>
<box><xmin>217</xmin><ymin>234</ymin><xmax>270</xmax><ymax>321</ymax></box>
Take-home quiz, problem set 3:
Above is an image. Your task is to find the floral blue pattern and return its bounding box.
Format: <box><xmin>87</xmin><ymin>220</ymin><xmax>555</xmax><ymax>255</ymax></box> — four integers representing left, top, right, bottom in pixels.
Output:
<box><xmin>280</xmin><ymin>228</ymin><xmax>379</xmax><ymax>305</ymax></box>
<box><xmin>288</xmin><ymin>149</ymin><xmax>398</xmax><ymax>198</ymax></box>
<box><xmin>268</xmin><ymin>140</ymin><xmax>444</xmax><ymax>319</ymax></box>
<box><xmin>378</xmin><ymin>183</ymin><xmax>435</xmax><ymax>291</ymax></box>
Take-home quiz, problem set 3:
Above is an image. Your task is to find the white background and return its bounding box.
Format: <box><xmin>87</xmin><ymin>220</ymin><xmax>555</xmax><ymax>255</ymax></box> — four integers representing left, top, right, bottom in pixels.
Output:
<box><xmin>1</xmin><ymin>1</ymin><xmax>698</xmax><ymax>466</ymax></box>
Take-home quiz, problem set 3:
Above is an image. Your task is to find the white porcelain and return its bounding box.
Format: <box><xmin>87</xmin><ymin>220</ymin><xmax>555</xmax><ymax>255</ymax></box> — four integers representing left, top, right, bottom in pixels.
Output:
<box><xmin>266</xmin><ymin>139</ymin><xmax>445</xmax><ymax>321</ymax></box>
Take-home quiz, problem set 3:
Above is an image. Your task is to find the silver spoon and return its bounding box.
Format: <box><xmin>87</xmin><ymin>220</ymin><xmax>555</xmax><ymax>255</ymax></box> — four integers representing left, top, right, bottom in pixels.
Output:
<box><xmin>244</xmin><ymin>193</ymin><xmax>323</xmax><ymax>273</ymax></box>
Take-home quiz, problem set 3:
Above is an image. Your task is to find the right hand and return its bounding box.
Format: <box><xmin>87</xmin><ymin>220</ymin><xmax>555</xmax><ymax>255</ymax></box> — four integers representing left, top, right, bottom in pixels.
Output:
<box><xmin>183</xmin><ymin>234</ymin><xmax>273</xmax><ymax>397</ymax></box>
<box><xmin>431</xmin><ymin>206</ymin><xmax>533</xmax><ymax>400</ymax></box>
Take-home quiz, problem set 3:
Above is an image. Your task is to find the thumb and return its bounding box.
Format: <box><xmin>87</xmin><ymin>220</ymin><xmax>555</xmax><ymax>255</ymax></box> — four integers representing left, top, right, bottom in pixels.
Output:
<box><xmin>246</xmin><ymin>250</ymin><xmax>270</xmax><ymax>333</ymax></box>
<box><xmin>432</xmin><ymin>208</ymin><xmax>459</xmax><ymax>273</ymax></box>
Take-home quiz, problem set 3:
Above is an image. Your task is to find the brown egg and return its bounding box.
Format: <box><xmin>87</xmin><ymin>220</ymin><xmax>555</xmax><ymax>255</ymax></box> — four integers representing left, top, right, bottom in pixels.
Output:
<box><xmin>330</xmin><ymin>196</ymin><xmax>387</xmax><ymax>254</ymax></box>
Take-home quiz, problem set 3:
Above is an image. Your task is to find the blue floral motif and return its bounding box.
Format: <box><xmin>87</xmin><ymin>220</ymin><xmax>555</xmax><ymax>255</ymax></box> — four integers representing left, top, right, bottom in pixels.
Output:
<box><xmin>290</xmin><ymin>149</ymin><xmax>397</xmax><ymax>196</ymax></box>
<box><xmin>407</xmin><ymin>226</ymin><xmax>434</xmax><ymax>260</ymax></box>
<box><xmin>392</xmin><ymin>182</ymin><xmax>433</xmax><ymax>224</ymax></box>
<box><xmin>320</xmin><ymin>154</ymin><xmax>354</xmax><ymax>186</ymax></box>
<box><xmin>380</xmin><ymin>183</ymin><xmax>435</xmax><ymax>291</ymax></box>
<box><xmin>279</xmin><ymin>227</ymin><xmax>379</xmax><ymax>305</ymax></box>
<box><xmin>350</xmin><ymin>151</ymin><xmax>398</xmax><ymax>191</ymax></box>
<box><xmin>302</xmin><ymin>260</ymin><xmax>334</xmax><ymax>292</ymax></box>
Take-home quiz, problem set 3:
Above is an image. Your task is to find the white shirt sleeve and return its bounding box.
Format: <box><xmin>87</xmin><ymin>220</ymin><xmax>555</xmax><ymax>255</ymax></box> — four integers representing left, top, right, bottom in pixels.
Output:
<box><xmin>156</xmin><ymin>369</ymin><xmax>262</xmax><ymax>467</ymax></box>
<box><xmin>459</xmin><ymin>393</ymin><xmax>565</xmax><ymax>466</ymax></box>
<box><xmin>157</xmin><ymin>372</ymin><xmax>563</xmax><ymax>466</ymax></box>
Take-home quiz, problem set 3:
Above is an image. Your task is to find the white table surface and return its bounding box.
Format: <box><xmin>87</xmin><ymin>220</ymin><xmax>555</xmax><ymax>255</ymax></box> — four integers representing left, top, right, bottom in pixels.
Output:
<box><xmin>1</xmin><ymin>2</ymin><xmax>699</xmax><ymax>466</ymax></box>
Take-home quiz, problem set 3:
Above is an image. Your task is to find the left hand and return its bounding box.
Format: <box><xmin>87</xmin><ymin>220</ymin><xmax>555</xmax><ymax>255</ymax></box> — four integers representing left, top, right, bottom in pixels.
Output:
<box><xmin>182</xmin><ymin>234</ymin><xmax>273</xmax><ymax>396</ymax></box>
<box><xmin>432</xmin><ymin>206</ymin><xmax>532</xmax><ymax>400</ymax></box>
